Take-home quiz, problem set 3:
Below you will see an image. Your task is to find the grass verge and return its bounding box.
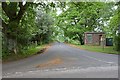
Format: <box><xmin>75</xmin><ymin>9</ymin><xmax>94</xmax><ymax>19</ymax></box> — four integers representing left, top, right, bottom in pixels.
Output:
<box><xmin>68</xmin><ymin>44</ymin><xmax>119</xmax><ymax>54</ymax></box>
<box><xmin>3</xmin><ymin>44</ymin><xmax>51</xmax><ymax>63</ymax></box>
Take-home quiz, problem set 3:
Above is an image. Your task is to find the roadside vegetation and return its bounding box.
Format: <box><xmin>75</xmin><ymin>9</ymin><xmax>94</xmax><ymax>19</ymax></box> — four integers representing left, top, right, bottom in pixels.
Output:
<box><xmin>3</xmin><ymin>44</ymin><xmax>49</xmax><ymax>62</ymax></box>
<box><xmin>1</xmin><ymin>1</ymin><xmax>120</xmax><ymax>62</ymax></box>
<box><xmin>68</xmin><ymin>44</ymin><xmax>118</xmax><ymax>54</ymax></box>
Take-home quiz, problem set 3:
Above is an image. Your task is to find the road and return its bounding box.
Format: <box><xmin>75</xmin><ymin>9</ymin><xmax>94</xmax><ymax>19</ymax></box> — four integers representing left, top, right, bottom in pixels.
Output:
<box><xmin>2</xmin><ymin>42</ymin><xmax>118</xmax><ymax>78</ymax></box>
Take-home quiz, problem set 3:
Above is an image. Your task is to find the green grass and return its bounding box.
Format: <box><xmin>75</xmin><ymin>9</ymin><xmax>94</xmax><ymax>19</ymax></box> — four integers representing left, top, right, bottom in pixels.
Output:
<box><xmin>3</xmin><ymin>45</ymin><xmax>47</xmax><ymax>62</ymax></box>
<box><xmin>75</xmin><ymin>45</ymin><xmax>119</xmax><ymax>54</ymax></box>
<box><xmin>24</xmin><ymin>45</ymin><xmax>45</xmax><ymax>56</ymax></box>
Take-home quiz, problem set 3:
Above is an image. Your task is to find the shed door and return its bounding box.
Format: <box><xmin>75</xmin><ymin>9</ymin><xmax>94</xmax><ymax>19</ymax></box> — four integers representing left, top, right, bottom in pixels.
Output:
<box><xmin>87</xmin><ymin>34</ymin><xmax>92</xmax><ymax>43</ymax></box>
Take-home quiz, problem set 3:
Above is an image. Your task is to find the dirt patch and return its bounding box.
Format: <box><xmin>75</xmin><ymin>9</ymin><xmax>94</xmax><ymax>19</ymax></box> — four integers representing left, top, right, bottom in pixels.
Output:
<box><xmin>43</xmin><ymin>45</ymin><xmax>51</xmax><ymax>53</ymax></box>
<box><xmin>36</xmin><ymin>58</ymin><xmax>62</xmax><ymax>68</ymax></box>
<box><xmin>36</xmin><ymin>44</ymin><xmax>51</xmax><ymax>54</ymax></box>
<box><xmin>36</xmin><ymin>48</ymin><xmax>46</xmax><ymax>54</ymax></box>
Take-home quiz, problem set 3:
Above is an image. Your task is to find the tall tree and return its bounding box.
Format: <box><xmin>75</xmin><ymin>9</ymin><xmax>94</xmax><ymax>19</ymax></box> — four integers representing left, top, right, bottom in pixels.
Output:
<box><xmin>2</xmin><ymin>2</ymin><xmax>29</xmax><ymax>54</ymax></box>
<box><xmin>53</xmin><ymin>2</ymin><xmax>112</xmax><ymax>45</ymax></box>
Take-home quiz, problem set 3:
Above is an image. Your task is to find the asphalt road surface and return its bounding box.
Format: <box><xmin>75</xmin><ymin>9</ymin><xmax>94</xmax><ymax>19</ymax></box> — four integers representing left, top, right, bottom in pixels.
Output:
<box><xmin>2</xmin><ymin>42</ymin><xmax>118</xmax><ymax>78</ymax></box>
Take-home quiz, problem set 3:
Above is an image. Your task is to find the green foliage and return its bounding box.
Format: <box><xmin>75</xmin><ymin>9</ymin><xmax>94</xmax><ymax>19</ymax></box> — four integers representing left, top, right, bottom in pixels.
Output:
<box><xmin>114</xmin><ymin>34</ymin><xmax>120</xmax><ymax>51</ymax></box>
<box><xmin>52</xmin><ymin>2</ymin><xmax>115</xmax><ymax>45</ymax></box>
<box><xmin>2</xmin><ymin>2</ymin><xmax>54</xmax><ymax>59</ymax></box>
<box><xmin>108</xmin><ymin>2</ymin><xmax>120</xmax><ymax>50</ymax></box>
<box><xmin>2</xmin><ymin>1</ymin><xmax>120</xmax><ymax>60</ymax></box>
<box><xmin>3</xmin><ymin>44</ymin><xmax>46</xmax><ymax>62</ymax></box>
<box><xmin>18</xmin><ymin>5</ymin><xmax>36</xmax><ymax>46</ymax></box>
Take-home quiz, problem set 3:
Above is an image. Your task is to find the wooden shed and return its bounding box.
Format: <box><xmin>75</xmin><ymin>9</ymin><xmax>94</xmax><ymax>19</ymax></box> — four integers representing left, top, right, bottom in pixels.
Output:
<box><xmin>84</xmin><ymin>32</ymin><xmax>105</xmax><ymax>46</ymax></box>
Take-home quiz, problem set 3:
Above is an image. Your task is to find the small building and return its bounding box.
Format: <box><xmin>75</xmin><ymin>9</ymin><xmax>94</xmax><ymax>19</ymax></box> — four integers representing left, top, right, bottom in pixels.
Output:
<box><xmin>84</xmin><ymin>32</ymin><xmax>105</xmax><ymax>46</ymax></box>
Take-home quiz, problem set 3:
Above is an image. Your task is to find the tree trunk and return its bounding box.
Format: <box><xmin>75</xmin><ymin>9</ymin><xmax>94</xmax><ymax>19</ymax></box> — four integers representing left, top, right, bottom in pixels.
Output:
<box><xmin>77</xmin><ymin>34</ymin><xmax>84</xmax><ymax>45</ymax></box>
<box><xmin>2</xmin><ymin>2</ymin><xmax>29</xmax><ymax>54</ymax></box>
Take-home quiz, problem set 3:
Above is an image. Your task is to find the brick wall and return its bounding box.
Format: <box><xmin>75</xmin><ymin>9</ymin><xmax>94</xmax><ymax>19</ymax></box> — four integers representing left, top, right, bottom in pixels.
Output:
<box><xmin>84</xmin><ymin>32</ymin><xmax>105</xmax><ymax>46</ymax></box>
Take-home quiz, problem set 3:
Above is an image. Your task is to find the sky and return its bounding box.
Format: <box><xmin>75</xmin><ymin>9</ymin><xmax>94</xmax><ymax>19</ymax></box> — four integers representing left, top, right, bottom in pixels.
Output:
<box><xmin>56</xmin><ymin>8</ymin><xmax>62</xmax><ymax>16</ymax></box>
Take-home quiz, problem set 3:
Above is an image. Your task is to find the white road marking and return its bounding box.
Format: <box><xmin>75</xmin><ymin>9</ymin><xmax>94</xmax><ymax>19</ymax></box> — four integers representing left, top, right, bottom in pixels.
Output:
<box><xmin>3</xmin><ymin>65</ymin><xmax>118</xmax><ymax>78</ymax></box>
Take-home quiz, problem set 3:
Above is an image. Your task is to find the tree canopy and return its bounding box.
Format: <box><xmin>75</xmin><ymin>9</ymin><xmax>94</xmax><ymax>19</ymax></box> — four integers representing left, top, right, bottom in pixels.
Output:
<box><xmin>1</xmin><ymin>1</ymin><xmax>120</xmax><ymax>58</ymax></box>
<box><xmin>52</xmin><ymin>2</ymin><xmax>118</xmax><ymax>45</ymax></box>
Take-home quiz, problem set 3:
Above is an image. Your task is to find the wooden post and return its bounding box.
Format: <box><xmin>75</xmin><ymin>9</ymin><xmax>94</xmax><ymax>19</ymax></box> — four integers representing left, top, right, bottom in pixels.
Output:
<box><xmin>102</xmin><ymin>36</ymin><xmax>104</xmax><ymax>50</ymax></box>
<box><xmin>101</xmin><ymin>34</ymin><xmax>105</xmax><ymax>51</ymax></box>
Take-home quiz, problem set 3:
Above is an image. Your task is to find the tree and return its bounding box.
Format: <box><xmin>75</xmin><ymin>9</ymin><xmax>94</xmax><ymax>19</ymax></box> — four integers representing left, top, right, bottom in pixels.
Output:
<box><xmin>113</xmin><ymin>1</ymin><xmax>120</xmax><ymax>51</ymax></box>
<box><xmin>2</xmin><ymin>2</ymin><xmax>30</xmax><ymax>54</ymax></box>
<box><xmin>34</xmin><ymin>9</ymin><xmax>54</xmax><ymax>44</ymax></box>
<box><xmin>53</xmin><ymin>2</ymin><xmax>112</xmax><ymax>45</ymax></box>
<box><xmin>1</xmin><ymin>1</ymin><xmax>55</xmax><ymax>56</ymax></box>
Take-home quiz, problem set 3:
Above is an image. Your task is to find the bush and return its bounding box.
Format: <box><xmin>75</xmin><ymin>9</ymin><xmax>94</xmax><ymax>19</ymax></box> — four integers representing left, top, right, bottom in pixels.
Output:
<box><xmin>69</xmin><ymin>40</ymin><xmax>80</xmax><ymax>45</ymax></box>
<box><xmin>114</xmin><ymin>34</ymin><xmax>120</xmax><ymax>51</ymax></box>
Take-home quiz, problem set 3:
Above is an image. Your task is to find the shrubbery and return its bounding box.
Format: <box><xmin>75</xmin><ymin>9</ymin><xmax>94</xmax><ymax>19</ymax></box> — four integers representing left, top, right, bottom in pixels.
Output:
<box><xmin>114</xmin><ymin>34</ymin><xmax>120</xmax><ymax>51</ymax></box>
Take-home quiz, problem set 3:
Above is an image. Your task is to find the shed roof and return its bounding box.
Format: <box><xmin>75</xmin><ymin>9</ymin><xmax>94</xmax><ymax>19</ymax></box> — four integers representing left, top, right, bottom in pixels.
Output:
<box><xmin>84</xmin><ymin>32</ymin><xmax>105</xmax><ymax>34</ymax></box>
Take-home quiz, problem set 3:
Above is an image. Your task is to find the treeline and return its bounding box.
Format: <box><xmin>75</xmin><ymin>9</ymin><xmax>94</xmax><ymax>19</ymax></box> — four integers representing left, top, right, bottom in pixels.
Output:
<box><xmin>52</xmin><ymin>2</ymin><xmax>120</xmax><ymax>51</ymax></box>
<box><xmin>1</xmin><ymin>1</ymin><xmax>120</xmax><ymax>59</ymax></box>
<box><xmin>1</xmin><ymin>2</ymin><xmax>54</xmax><ymax>58</ymax></box>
